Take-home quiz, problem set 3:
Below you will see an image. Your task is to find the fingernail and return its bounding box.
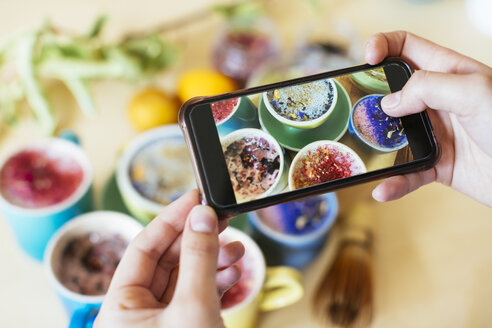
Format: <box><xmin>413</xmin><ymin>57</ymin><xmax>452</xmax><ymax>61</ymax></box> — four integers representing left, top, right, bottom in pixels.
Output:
<box><xmin>190</xmin><ymin>206</ymin><xmax>217</xmax><ymax>233</ymax></box>
<box><xmin>381</xmin><ymin>91</ymin><xmax>401</xmax><ymax>109</ymax></box>
<box><xmin>372</xmin><ymin>187</ymin><xmax>383</xmax><ymax>202</ymax></box>
<box><xmin>363</xmin><ymin>40</ymin><xmax>375</xmax><ymax>63</ymax></box>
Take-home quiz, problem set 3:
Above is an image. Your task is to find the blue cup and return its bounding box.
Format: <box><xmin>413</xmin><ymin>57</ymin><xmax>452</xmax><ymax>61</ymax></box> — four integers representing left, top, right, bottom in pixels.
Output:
<box><xmin>0</xmin><ymin>135</ymin><xmax>93</xmax><ymax>261</ymax></box>
<box><xmin>216</xmin><ymin>96</ymin><xmax>261</xmax><ymax>137</ymax></box>
<box><xmin>44</xmin><ymin>211</ymin><xmax>143</xmax><ymax>327</ymax></box>
<box><xmin>247</xmin><ymin>193</ymin><xmax>338</xmax><ymax>269</ymax></box>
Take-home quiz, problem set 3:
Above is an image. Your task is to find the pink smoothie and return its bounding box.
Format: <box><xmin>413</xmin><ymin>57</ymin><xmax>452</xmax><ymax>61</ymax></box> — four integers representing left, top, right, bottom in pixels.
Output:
<box><xmin>0</xmin><ymin>149</ymin><xmax>84</xmax><ymax>208</ymax></box>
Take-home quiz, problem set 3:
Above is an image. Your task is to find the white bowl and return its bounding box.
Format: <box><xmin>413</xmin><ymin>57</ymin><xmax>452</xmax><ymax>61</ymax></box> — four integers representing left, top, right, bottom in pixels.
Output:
<box><xmin>221</xmin><ymin>128</ymin><xmax>285</xmax><ymax>203</ymax></box>
<box><xmin>288</xmin><ymin>140</ymin><xmax>366</xmax><ymax>190</ymax></box>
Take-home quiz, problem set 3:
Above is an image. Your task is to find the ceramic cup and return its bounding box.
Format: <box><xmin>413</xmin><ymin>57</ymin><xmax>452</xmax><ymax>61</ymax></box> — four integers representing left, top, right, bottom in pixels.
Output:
<box><xmin>215</xmin><ymin>97</ymin><xmax>262</xmax><ymax>137</ymax></box>
<box><xmin>350</xmin><ymin>69</ymin><xmax>391</xmax><ymax>94</ymax></box>
<box><xmin>262</xmin><ymin>78</ymin><xmax>337</xmax><ymax>129</ymax></box>
<box><xmin>44</xmin><ymin>211</ymin><xmax>143</xmax><ymax>328</ymax></box>
<box><xmin>288</xmin><ymin>140</ymin><xmax>366</xmax><ymax>191</ymax></box>
<box><xmin>247</xmin><ymin>193</ymin><xmax>338</xmax><ymax>269</ymax></box>
<box><xmin>213</xmin><ymin>97</ymin><xmax>242</xmax><ymax>126</ymax></box>
<box><xmin>0</xmin><ymin>135</ymin><xmax>93</xmax><ymax>261</ymax></box>
<box><xmin>116</xmin><ymin>125</ymin><xmax>196</xmax><ymax>224</ymax></box>
<box><xmin>257</xmin><ymin>79</ymin><xmax>351</xmax><ymax>152</ymax></box>
<box><xmin>221</xmin><ymin>128</ymin><xmax>288</xmax><ymax>203</ymax></box>
<box><xmin>220</xmin><ymin>227</ymin><xmax>303</xmax><ymax>328</ymax></box>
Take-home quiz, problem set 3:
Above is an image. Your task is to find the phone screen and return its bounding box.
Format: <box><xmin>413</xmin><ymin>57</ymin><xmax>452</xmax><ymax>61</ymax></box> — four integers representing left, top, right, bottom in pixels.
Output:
<box><xmin>207</xmin><ymin>67</ymin><xmax>414</xmax><ymax>204</ymax></box>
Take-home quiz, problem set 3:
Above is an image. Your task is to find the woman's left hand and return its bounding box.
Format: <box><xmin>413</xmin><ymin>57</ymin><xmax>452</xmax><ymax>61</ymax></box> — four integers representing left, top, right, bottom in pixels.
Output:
<box><xmin>95</xmin><ymin>190</ymin><xmax>244</xmax><ymax>328</ymax></box>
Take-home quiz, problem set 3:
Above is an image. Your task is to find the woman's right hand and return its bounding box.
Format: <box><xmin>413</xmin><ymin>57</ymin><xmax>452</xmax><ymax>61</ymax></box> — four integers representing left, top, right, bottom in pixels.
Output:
<box><xmin>365</xmin><ymin>31</ymin><xmax>492</xmax><ymax>207</ymax></box>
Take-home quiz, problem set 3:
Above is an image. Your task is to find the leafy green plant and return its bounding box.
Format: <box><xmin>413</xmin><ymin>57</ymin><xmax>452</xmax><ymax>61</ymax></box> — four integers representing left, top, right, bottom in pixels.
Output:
<box><xmin>0</xmin><ymin>16</ymin><xmax>179</xmax><ymax>134</ymax></box>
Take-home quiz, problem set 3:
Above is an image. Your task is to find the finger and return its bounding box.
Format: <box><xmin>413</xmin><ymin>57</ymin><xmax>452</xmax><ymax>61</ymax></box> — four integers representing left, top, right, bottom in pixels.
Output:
<box><xmin>104</xmin><ymin>286</ymin><xmax>163</xmax><ymax>310</ymax></box>
<box><xmin>218</xmin><ymin>219</ymin><xmax>229</xmax><ymax>233</ymax></box>
<box><xmin>110</xmin><ymin>190</ymin><xmax>199</xmax><ymax>290</ymax></box>
<box><xmin>217</xmin><ymin>241</ymin><xmax>245</xmax><ymax>270</ymax></box>
<box><xmin>173</xmin><ymin>205</ymin><xmax>220</xmax><ymax>303</ymax></box>
<box><xmin>159</xmin><ymin>242</ymin><xmax>244</xmax><ymax>304</ymax></box>
<box><xmin>160</xmin><ymin>266</ymin><xmax>179</xmax><ymax>305</ymax></box>
<box><xmin>161</xmin><ymin>264</ymin><xmax>242</xmax><ymax>305</ymax></box>
<box><xmin>364</xmin><ymin>31</ymin><xmax>486</xmax><ymax>73</ymax></box>
<box><xmin>149</xmin><ymin>216</ymin><xmax>229</xmax><ymax>299</ymax></box>
<box><xmin>216</xmin><ymin>265</ymin><xmax>241</xmax><ymax>298</ymax></box>
<box><xmin>148</xmin><ymin>234</ymin><xmax>182</xmax><ymax>300</ymax></box>
<box><xmin>150</xmin><ymin>238</ymin><xmax>243</xmax><ymax>300</ymax></box>
<box><xmin>372</xmin><ymin>168</ymin><xmax>436</xmax><ymax>202</ymax></box>
<box><xmin>380</xmin><ymin>71</ymin><xmax>490</xmax><ymax>118</ymax></box>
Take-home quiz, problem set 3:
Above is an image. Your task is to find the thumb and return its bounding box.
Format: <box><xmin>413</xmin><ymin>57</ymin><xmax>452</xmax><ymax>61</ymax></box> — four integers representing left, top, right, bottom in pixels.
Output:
<box><xmin>173</xmin><ymin>205</ymin><xmax>220</xmax><ymax>303</ymax></box>
<box><xmin>380</xmin><ymin>70</ymin><xmax>482</xmax><ymax>117</ymax></box>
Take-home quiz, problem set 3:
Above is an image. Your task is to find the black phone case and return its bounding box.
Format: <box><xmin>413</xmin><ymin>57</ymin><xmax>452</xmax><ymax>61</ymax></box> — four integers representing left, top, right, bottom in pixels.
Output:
<box><xmin>179</xmin><ymin>57</ymin><xmax>441</xmax><ymax>219</ymax></box>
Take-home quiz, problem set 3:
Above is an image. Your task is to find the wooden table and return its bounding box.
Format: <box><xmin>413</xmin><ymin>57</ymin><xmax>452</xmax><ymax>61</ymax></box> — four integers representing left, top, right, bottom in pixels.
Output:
<box><xmin>0</xmin><ymin>0</ymin><xmax>491</xmax><ymax>327</ymax></box>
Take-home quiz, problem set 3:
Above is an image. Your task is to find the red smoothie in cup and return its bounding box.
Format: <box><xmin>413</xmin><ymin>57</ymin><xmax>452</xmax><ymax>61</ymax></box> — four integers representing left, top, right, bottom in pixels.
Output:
<box><xmin>211</xmin><ymin>98</ymin><xmax>239</xmax><ymax>125</ymax></box>
<box><xmin>0</xmin><ymin>149</ymin><xmax>84</xmax><ymax>208</ymax></box>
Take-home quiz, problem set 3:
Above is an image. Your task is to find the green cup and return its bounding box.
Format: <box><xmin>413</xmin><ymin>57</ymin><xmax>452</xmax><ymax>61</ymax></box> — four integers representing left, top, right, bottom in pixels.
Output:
<box><xmin>261</xmin><ymin>78</ymin><xmax>338</xmax><ymax>129</ymax></box>
<box><xmin>116</xmin><ymin>125</ymin><xmax>195</xmax><ymax>224</ymax></box>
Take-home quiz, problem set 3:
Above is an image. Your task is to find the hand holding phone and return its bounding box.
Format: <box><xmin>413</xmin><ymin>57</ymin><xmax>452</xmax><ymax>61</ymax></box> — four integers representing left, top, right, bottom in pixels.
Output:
<box><xmin>365</xmin><ymin>32</ymin><xmax>492</xmax><ymax>207</ymax></box>
<box><xmin>180</xmin><ymin>57</ymin><xmax>440</xmax><ymax>217</ymax></box>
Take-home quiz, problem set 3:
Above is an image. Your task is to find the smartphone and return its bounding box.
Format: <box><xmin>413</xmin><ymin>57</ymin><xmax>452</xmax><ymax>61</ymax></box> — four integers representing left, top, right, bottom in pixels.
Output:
<box><xmin>179</xmin><ymin>58</ymin><xmax>440</xmax><ymax>218</ymax></box>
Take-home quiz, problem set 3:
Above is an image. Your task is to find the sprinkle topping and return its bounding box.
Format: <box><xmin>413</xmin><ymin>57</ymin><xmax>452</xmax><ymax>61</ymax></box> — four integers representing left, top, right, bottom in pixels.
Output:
<box><xmin>266</xmin><ymin>79</ymin><xmax>335</xmax><ymax>122</ymax></box>
<box><xmin>223</xmin><ymin>135</ymin><xmax>280</xmax><ymax>202</ymax></box>
<box><xmin>211</xmin><ymin>98</ymin><xmax>239</xmax><ymax>124</ymax></box>
<box><xmin>352</xmin><ymin>95</ymin><xmax>407</xmax><ymax>149</ymax></box>
<box><xmin>292</xmin><ymin>144</ymin><xmax>364</xmax><ymax>189</ymax></box>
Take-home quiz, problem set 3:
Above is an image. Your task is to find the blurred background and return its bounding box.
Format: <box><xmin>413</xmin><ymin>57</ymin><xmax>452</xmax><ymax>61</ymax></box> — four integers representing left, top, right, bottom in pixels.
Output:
<box><xmin>0</xmin><ymin>0</ymin><xmax>491</xmax><ymax>327</ymax></box>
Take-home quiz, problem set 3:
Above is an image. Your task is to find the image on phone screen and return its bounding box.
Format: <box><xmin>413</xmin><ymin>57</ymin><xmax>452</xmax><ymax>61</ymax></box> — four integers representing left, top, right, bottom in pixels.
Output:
<box><xmin>206</xmin><ymin>67</ymin><xmax>414</xmax><ymax>204</ymax></box>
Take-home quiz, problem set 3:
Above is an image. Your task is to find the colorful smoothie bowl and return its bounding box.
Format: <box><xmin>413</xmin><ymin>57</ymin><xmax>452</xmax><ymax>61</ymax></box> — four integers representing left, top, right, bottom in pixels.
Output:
<box><xmin>211</xmin><ymin>97</ymin><xmax>241</xmax><ymax>126</ymax></box>
<box><xmin>0</xmin><ymin>137</ymin><xmax>93</xmax><ymax>260</ymax></box>
<box><xmin>289</xmin><ymin>140</ymin><xmax>366</xmax><ymax>191</ymax></box>
<box><xmin>221</xmin><ymin>128</ymin><xmax>288</xmax><ymax>203</ymax></box>
<box><xmin>257</xmin><ymin>79</ymin><xmax>351</xmax><ymax>152</ymax></box>
<box><xmin>262</xmin><ymin>78</ymin><xmax>338</xmax><ymax>129</ymax></box>
<box><xmin>252</xmin><ymin>193</ymin><xmax>337</xmax><ymax>237</ymax></box>
<box><xmin>349</xmin><ymin>94</ymin><xmax>408</xmax><ymax>152</ymax></box>
<box><xmin>211</xmin><ymin>96</ymin><xmax>262</xmax><ymax>137</ymax></box>
<box><xmin>44</xmin><ymin>211</ymin><xmax>142</xmax><ymax>325</ymax></box>
<box><xmin>116</xmin><ymin>125</ymin><xmax>196</xmax><ymax>224</ymax></box>
<box><xmin>248</xmin><ymin>193</ymin><xmax>338</xmax><ymax>269</ymax></box>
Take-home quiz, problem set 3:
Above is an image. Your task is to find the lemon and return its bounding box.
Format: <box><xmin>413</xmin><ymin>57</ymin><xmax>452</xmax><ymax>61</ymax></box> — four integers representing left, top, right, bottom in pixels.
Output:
<box><xmin>177</xmin><ymin>69</ymin><xmax>237</xmax><ymax>103</ymax></box>
<box><xmin>128</xmin><ymin>88</ymin><xmax>178</xmax><ymax>131</ymax></box>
